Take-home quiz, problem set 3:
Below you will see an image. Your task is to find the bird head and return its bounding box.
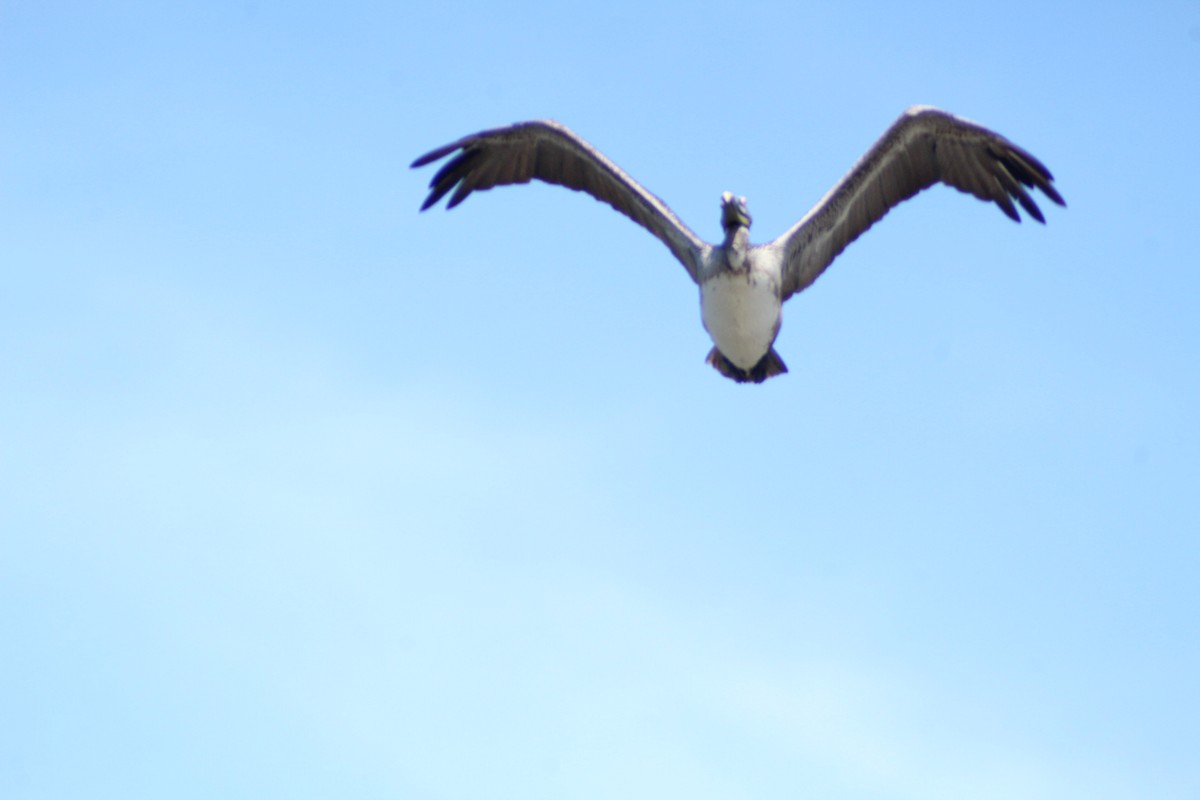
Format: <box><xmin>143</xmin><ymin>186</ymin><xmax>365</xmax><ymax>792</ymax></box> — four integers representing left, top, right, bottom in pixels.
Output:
<box><xmin>721</xmin><ymin>191</ymin><xmax>752</xmax><ymax>230</ymax></box>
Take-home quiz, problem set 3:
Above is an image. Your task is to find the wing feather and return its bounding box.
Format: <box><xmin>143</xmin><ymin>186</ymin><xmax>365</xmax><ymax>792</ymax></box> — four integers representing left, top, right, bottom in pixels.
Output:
<box><xmin>773</xmin><ymin>107</ymin><xmax>1065</xmax><ymax>300</ymax></box>
<box><xmin>412</xmin><ymin>121</ymin><xmax>709</xmax><ymax>282</ymax></box>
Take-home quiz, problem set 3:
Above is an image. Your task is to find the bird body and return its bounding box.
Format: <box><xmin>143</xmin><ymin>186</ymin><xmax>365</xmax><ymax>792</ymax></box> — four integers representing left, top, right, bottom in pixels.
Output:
<box><xmin>699</xmin><ymin>259</ymin><xmax>786</xmax><ymax>380</ymax></box>
<box><xmin>412</xmin><ymin>107</ymin><xmax>1064</xmax><ymax>383</ymax></box>
<box><xmin>697</xmin><ymin>200</ymin><xmax>788</xmax><ymax>380</ymax></box>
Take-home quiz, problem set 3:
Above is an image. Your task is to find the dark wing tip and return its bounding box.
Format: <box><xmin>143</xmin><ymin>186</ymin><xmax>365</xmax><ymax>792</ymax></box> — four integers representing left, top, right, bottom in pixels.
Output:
<box><xmin>1042</xmin><ymin>183</ymin><xmax>1066</xmax><ymax>208</ymax></box>
<box><xmin>994</xmin><ymin>190</ymin><xmax>1022</xmax><ymax>223</ymax></box>
<box><xmin>412</xmin><ymin>141</ymin><xmax>481</xmax><ymax>210</ymax></box>
<box><xmin>411</xmin><ymin>138</ymin><xmax>469</xmax><ymax>169</ymax></box>
<box><xmin>989</xmin><ymin>141</ymin><xmax>1065</xmax><ymax>223</ymax></box>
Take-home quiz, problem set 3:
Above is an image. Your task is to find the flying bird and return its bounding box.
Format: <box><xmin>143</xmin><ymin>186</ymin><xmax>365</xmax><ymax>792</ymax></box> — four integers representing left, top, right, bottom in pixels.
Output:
<box><xmin>412</xmin><ymin>107</ymin><xmax>1064</xmax><ymax>383</ymax></box>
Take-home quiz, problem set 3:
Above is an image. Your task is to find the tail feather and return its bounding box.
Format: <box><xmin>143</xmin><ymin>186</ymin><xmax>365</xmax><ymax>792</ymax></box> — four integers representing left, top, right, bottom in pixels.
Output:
<box><xmin>705</xmin><ymin>347</ymin><xmax>788</xmax><ymax>384</ymax></box>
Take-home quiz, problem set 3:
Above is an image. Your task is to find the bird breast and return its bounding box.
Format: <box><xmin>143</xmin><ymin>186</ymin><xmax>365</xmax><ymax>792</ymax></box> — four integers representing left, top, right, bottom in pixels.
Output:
<box><xmin>700</xmin><ymin>266</ymin><xmax>782</xmax><ymax>370</ymax></box>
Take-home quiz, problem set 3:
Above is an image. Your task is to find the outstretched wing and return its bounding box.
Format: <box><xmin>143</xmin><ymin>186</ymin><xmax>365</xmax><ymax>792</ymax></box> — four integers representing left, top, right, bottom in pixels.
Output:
<box><xmin>773</xmin><ymin>107</ymin><xmax>1065</xmax><ymax>300</ymax></box>
<box><xmin>412</xmin><ymin>120</ymin><xmax>709</xmax><ymax>283</ymax></box>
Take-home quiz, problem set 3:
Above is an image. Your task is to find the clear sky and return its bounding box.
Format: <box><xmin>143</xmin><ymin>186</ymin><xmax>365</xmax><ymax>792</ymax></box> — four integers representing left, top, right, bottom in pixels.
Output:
<box><xmin>3</xmin><ymin>1</ymin><xmax>1199</xmax><ymax>798</ymax></box>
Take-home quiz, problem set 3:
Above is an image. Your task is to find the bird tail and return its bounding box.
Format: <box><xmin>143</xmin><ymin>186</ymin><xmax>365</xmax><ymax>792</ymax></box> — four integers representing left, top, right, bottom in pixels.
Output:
<box><xmin>705</xmin><ymin>347</ymin><xmax>788</xmax><ymax>384</ymax></box>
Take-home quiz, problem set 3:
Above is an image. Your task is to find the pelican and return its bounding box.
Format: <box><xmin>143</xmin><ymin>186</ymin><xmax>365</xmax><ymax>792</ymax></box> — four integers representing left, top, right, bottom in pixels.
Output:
<box><xmin>412</xmin><ymin>107</ymin><xmax>1064</xmax><ymax>383</ymax></box>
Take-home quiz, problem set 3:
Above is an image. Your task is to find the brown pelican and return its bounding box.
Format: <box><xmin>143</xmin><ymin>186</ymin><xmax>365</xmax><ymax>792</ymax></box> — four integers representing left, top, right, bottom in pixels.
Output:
<box><xmin>412</xmin><ymin>107</ymin><xmax>1064</xmax><ymax>383</ymax></box>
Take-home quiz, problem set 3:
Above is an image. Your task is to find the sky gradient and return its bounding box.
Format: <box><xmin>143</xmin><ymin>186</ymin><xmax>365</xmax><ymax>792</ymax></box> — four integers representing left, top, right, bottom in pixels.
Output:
<box><xmin>3</xmin><ymin>2</ymin><xmax>1200</xmax><ymax>799</ymax></box>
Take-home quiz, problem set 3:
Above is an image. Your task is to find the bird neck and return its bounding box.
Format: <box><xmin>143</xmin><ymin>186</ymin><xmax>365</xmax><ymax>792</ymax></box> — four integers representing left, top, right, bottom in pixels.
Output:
<box><xmin>722</xmin><ymin>225</ymin><xmax>749</xmax><ymax>270</ymax></box>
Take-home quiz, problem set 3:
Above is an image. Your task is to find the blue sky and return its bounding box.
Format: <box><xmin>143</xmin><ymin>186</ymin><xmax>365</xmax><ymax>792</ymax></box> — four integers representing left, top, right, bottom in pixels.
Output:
<box><xmin>3</xmin><ymin>1</ymin><xmax>1199</xmax><ymax>798</ymax></box>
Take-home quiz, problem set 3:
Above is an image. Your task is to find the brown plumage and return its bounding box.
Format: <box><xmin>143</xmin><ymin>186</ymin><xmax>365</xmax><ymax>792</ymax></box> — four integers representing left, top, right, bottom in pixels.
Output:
<box><xmin>773</xmin><ymin>106</ymin><xmax>1065</xmax><ymax>300</ymax></box>
<box><xmin>412</xmin><ymin>120</ymin><xmax>706</xmax><ymax>281</ymax></box>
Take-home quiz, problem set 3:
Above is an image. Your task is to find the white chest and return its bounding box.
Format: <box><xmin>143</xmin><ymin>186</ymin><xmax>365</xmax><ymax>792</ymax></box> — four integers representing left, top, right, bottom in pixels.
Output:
<box><xmin>700</xmin><ymin>269</ymin><xmax>782</xmax><ymax>370</ymax></box>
